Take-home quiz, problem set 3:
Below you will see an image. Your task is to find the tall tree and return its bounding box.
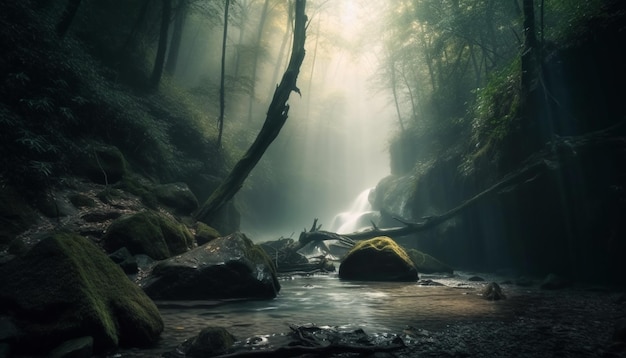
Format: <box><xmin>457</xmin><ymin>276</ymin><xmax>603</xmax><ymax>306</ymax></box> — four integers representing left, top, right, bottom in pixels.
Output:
<box><xmin>519</xmin><ymin>0</ymin><xmax>542</xmax><ymax>154</ymax></box>
<box><xmin>246</xmin><ymin>0</ymin><xmax>271</xmax><ymax>122</ymax></box>
<box><xmin>195</xmin><ymin>0</ymin><xmax>308</xmax><ymax>225</ymax></box>
<box><xmin>217</xmin><ymin>0</ymin><xmax>231</xmax><ymax>149</ymax></box>
<box><xmin>56</xmin><ymin>0</ymin><xmax>82</xmax><ymax>37</ymax></box>
<box><xmin>150</xmin><ymin>0</ymin><xmax>172</xmax><ymax>89</ymax></box>
<box><xmin>165</xmin><ymin>0</ymin><xmax>188</xmax><ymax>76</ymax></box>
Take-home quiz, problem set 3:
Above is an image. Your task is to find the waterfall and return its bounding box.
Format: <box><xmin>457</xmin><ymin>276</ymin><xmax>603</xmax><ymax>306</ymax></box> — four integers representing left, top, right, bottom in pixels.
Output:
<box><xmin>329</xmin><ymin>187</ymin><xmax>380</xmax><ymax>234</ymax></box>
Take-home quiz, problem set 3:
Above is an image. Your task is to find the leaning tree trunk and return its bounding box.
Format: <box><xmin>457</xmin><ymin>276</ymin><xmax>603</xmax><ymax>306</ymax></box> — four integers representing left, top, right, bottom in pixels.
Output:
<box><xmin>297</xmin><ymin>124</ymin><xmax>626</xmax><ymax>249</ymax></box>
<box><xmin>194</xmin><ymin>0</ymin><xmax>307</xmax><ymax>225</ymax></box>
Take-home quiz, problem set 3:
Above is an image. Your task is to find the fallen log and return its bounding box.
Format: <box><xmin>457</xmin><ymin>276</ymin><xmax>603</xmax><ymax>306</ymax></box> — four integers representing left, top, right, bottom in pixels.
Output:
<box><xmin>297</xmin><ymin>122</ymin><xmax>626</xmax><ymax>248</ymax></box>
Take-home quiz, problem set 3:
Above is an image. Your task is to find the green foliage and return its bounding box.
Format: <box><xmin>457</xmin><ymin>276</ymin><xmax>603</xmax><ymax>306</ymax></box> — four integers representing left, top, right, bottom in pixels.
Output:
<box><xmin>0</xmin><ymin>0</ymin><xmax>229</xmax><ymax>197</ymax></box>
<box><xmin>542</xmin><ymin>0</ymin><xmax>605</xmax><ymax>43</ymax></box>
<box><xmin>464</xmin><ymin>58</ymin><xmax>521</xmax><ymax>172</ymax></box>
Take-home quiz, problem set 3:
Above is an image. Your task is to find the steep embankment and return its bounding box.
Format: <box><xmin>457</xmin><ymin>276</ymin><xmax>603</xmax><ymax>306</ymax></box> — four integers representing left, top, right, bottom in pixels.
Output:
<box><xmin>0</xmin><ymin>1</ymin><xmax>241</xmax><ymax>246</ymax></box>
<box><xmin>375</xmin><ymin>2</ymin><xmax>626</xmax><ymax>283</ymax></box>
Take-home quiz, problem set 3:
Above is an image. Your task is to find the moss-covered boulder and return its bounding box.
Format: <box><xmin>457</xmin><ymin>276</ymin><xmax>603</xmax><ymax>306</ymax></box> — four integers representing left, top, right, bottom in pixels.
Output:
<box><xmin>78</xmin><ymin>145</ymin><xmax>127</xmax><ymax>184</ymax></box>
<box><xmin>140</xmin><ymin>232</ymin><xmax>280</xmax><ymax>300</ymax></box>
<box><xmin>0</xmin><ymin>233</ymin><xmax>163</xmax><ymax>355</ymax></box>
<box><xmin>153</xmin><ymin>182</ymin><xmax>199</xmax><ymax>214</ymax></box>
<box><xmin>406</xmin><ymin>248</ymin><xmax>454</xmax><ymax>274</ymax></box>
<box><xmin>103</xmin><ymin>211</ymin><xmax>194</xmax><ymax>260</ymax></box>
<box><xmin>339</xmin><ymin>236</ymin><xmax>418</xmax><ymax>281</ymax></box>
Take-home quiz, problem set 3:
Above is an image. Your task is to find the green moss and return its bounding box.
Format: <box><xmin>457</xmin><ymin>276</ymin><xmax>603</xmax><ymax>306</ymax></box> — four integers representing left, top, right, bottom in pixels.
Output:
<box><xmin>340</xmin><ymin>236</ymin><xmax>418</xmax><ymax>282</ymax></box>
<box><xmin>349</xmin><ymin>236</ymin><xmax>414</xmax><ymax>265</ymax></box>
<box><xmin>195</xmin><ymin>222</ymin><xmax>220</xmax><ymax>245</ymax></box>
<box><xmin>118</xmin><ymin>175</ymin><xmax>158</xmax><ymax>209</ymax></box>
<box><xmin>0</xmin><ymin>232</ymin><xmax>163</xmax><ymax>354</ymax></box>
<box><xmin>103</xmin><ymin>211</ymin><xmax>192</xmax><ymax>260</ymax></box>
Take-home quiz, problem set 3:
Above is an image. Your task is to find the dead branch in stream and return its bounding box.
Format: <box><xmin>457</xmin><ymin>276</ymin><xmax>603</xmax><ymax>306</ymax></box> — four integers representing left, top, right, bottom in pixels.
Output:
<box><xmin>298</xmin><ymin>122</ymin><xmax>626</xmax><ymax>248</ymax></box>
<box><xmin>214</xmin><ymin>324</ymin><xmax>405</xmax><ymax>358</ymax></box>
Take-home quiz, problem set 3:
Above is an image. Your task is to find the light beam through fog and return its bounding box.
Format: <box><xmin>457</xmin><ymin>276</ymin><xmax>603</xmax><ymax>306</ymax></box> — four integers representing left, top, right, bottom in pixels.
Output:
<box><xmin>240</xmin><ymin>1</ymin><xmax>395</xmax><ymax>241</ymax></box>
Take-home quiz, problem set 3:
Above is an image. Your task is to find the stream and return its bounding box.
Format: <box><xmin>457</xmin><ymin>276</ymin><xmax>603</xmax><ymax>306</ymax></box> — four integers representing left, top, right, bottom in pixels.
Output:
<box><xmin>112</xmin><ymin>271</ymin><xmax>530</xmax><ymax>357</ymax></box>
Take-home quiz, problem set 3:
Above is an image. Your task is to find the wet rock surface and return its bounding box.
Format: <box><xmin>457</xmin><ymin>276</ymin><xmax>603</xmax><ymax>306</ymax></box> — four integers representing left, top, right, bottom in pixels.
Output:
<box><xmin>139</xmin><ymin>232</ymin><xmax>280</xmax><ymax>300</ymax></box>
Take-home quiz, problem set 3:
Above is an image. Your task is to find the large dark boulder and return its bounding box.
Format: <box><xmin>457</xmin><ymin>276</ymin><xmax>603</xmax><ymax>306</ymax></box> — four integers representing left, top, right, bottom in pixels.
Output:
<box><xmin>339</xmin><ymin>236</ymin><xmax>418</xmax><ymax>282</ymax></box>
<box><xmin>0</xmin><ymin>233</ymin><xmax>163</xmax><ymax>355</ymax></box>
<box><xmin>140</xmin><ymin>232</ymin><xmax>280</xmax><ymax>300</ymax></box>
<box><xmin>103</xmin><ymin>211</ymin><xmax>194</xmax><ymax>260</ymax></box>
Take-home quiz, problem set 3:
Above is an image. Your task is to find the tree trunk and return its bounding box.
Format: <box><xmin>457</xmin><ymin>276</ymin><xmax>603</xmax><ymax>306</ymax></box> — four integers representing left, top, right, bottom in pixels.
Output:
<box><xmin>150</xmin><ymin>0</ymin><xmax>172</xmax><ymax>89</ymax></box>
<box><xmin>246</xmin><ymin>0</ymin><xmax>270</xmax><ymax>122</ymax></box>
<box><xmin>195</xmin><ymin>0</ymin><xmax>307</xmax><ymax>225</ymax></box>
<box><xmin>269</xmin><ymin>0</ymin><xmax>294</xmax><ymax>94</ymax></box>
<box><xmin>56</xmin><ymin>0</ymin><xmax>82</xmax><ymax>37</ymax></box>
<box><xmin>217</xmin><ymin>0</ymin><xmax>231</xmax><ymax>149</ymax></box>
<box><xmin>118</xmin><ymin>0</ymin><xmax>150</xmax><ymax>64</ymax></box>
<box><xmin>165</xmin><ymin>0</ymin><xmax>187</xmax><ymax>76</ymax></box>
<box><xmin>518</xmin><ymin>0</ymin><xmax>542</xmax><ymax>158</ymax></box>
<box><xmin>390</xmin><ymin>62</ymin><xmax>405</xmax><ymax>131</ymax></box>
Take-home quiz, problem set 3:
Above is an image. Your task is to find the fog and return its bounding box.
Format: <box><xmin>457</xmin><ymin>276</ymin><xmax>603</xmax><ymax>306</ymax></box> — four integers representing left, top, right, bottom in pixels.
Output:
<box><xmin>164</xmin><ymin>1</ymin><xmax>395</xmax><ymax>240</ymax></box>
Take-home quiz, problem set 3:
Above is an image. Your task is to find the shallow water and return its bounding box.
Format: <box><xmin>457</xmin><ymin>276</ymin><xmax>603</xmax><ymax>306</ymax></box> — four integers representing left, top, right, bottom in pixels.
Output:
<box><xmin>112</xmin><ymin>271</ymin><xmax>519</xmax><ymax>357</ymax></box>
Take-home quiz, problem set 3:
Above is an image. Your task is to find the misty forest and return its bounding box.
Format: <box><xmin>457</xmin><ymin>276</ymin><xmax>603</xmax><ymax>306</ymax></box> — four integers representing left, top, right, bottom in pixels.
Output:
<box><xmin>1</xmin><ymin>0</ymin><xmax>626</xmax><ymax>357</ymax></box>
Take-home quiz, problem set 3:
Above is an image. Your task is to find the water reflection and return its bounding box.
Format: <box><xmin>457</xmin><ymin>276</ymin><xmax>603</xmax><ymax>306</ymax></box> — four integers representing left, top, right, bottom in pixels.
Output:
<box><xmin>121</xmin><ymin>272</ymin><xmax>514</xmax><ymax>357</ymax></box>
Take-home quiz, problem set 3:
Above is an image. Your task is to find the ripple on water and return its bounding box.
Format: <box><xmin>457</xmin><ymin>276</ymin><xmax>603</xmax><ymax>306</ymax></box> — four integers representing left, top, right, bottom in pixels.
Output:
<box><xmin>114</xmin><ymin>271</ymin><xmax>517</xmax><ymax>357</ymax></box>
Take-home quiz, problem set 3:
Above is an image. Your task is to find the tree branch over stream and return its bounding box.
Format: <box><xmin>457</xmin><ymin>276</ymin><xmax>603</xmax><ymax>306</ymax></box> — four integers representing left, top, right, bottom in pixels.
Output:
<box><xmin>194</xmin><ymin>0</ymin><xmax>308</xmax><ymax>224</ymax></box>
<box><xmin>298</xmin><ymin>123</ymin><xmax>626</xmax><ymax>248</ymax></box>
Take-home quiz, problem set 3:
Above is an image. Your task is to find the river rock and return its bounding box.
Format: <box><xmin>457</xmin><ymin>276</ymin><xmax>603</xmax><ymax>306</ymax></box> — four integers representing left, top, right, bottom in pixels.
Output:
<box><xmin>140</xmin><ymin>232</ymin><xmax>280</xmax><ymax>300</ymax></box>
<box><xmin>339</xmin><ymin>236</ymin><xmax>418</xmax><ymax>281</ymax></box>
<box><xmin>103</xmin><ymin>210</ymin><xmax>194</xmax><ymax>260</ymax></box>
<box><xmin>406</xmin><ymin>248</ymin><xmax>454</xmax><ymax>274</ymax></box>
<box><xmin>0</xmin><ymin>232</ymin><xmax>163</xmax><ymax>355</ymax></box>
<box><xmin>176</xmin><ymin>326</ymin><xmax>236</xmax><ymax>358</ymax></box>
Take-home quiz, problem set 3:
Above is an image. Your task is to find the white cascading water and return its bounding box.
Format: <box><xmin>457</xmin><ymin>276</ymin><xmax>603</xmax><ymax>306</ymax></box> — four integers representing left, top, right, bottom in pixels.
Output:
<box><xmin>329</xmin><ymin>187</ymin><xmax>380</xmax><ymax>234</ymax></box>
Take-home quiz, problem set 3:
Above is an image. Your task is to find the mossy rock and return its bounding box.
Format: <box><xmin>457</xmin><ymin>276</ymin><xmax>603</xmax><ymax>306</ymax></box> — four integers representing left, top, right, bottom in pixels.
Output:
<box><xmin>103</xmin><ymin>211</ymin><xmax>194</xmax><ymax>260</ymax></box>
<box><xmin>195</xmin><ymin>222</ymin><xmax>221</xmax><ymax>245</ymax></box>
<box><xmin>68</xmin><ymin>193</ymin><xmax>97</xmax><ymax>208</ymax></box>
<box><xmin>78</xmin><ymin>145</ymin><xmax>127</xmax><ymax>184</ymax></box>
<box><xmin>141</xmin><ymin>232</ymin><xmax>280</xmax><ymax>300</ymax></box>
<box><xmin>0</xmin><ymin>233</ymin><xmax>163</xmax><ymax>355</ymax></box>
<box><xmin>153</xmin><ymin>182</ymin><xmax>198</xmax><ymax>214</ymax></box>
<box><xmin>405</xmin><ymin>248</ymin><xmax>454</xmax><ymax>274</ymax></box>
<box><xmin>339</xmin><ymin>236</ymin><xmax>418</xmax><ymax>282</ymax></box>
<box><xmin>179</xmin><ymin>326</ymin><xmax>236</xmax><ymax>357</ymax></box>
